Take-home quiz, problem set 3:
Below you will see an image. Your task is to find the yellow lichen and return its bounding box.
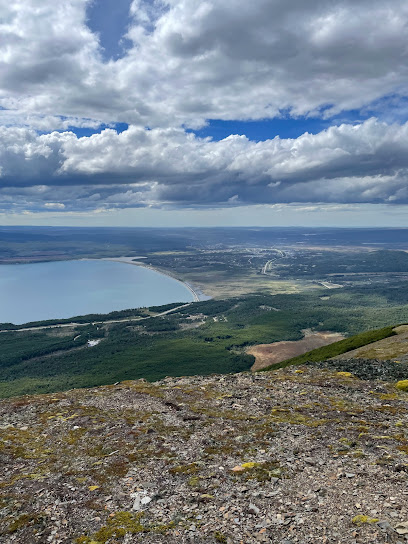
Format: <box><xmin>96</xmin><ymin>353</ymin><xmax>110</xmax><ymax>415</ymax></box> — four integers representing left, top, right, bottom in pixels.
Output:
<box><xmin>241</xmin><ymin>462</ymin><xmax>258</xmax><ymax>469</ymax></box>
<box><xmin>396</xmin><ymin>380</ymin><xmax>408</xmax><ymax>392</ymax></box>
<box><xmin>352</xmin><ymin>515</ymin><xmax>379</xmax><ymax>526</ymax></box>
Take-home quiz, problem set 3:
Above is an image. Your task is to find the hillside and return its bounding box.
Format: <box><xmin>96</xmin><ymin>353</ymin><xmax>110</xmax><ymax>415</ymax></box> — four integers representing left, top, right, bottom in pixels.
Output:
<box><xmin>334</xmin><ymin>325</ymin><xmax>408</xmax><ymax>362</ymax></box>
<box><xmin>0</xmin><ymin>362</ymin><xmax>407</xmax><ymax>543</ymax></box>
<box><xmin>3</xmin><ymin>286</ymin><xmax>408</xmax><ymax>399</ymax></box>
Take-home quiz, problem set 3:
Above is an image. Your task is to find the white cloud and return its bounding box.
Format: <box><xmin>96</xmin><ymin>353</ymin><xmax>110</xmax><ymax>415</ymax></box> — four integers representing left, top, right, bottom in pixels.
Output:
<box><xmin>44</xmin><ymin>202</ymin><xmax>66</xmax><ymax>209</ymax></box>
<box><xmin>1</xmin><ymin>118</ymin><xmax>408</xmax><ymax>211</ymax></box>
<box><xmin>1</xmin><ymin>0</ymin><xmax>408</xmax><ymax>215</ymax></box>
<box><xmin>1</xmin><ymin>0</ymin><xmax>408</xmax><ymax>128</ymax></box>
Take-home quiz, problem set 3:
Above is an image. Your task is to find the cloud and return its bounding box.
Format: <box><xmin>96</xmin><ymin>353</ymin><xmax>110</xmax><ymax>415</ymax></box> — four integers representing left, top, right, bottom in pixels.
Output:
<box><xmin>1</xmin><ymin>118</ymin><xmax>408</xmax><ymax>211</ymax></box>
<box><xmin>1</xmin><ymin>1</ymin><xmax>408</xmax><ymax>215</ymax></box>
<box><xmin>44</xmin><ymin>202</ymin><xmax>66</xmax><ymax>209</ymax></box>
<box><xmin>1</xmin><ymin>0</ymin><xmax>408</xmax><ymax>129</ymax></box>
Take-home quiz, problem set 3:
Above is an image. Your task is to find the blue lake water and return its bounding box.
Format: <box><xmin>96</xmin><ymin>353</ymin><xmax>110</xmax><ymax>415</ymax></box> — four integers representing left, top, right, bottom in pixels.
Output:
<box><xmin>0</xmin><ymin>260</ymin><xmax>194</xmax><ymax>324</ymax></box>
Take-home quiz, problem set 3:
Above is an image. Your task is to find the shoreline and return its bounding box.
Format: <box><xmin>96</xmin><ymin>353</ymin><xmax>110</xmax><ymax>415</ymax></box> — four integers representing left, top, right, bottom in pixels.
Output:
<box><xmin>102</xmin><ymin>257</ymin><xmax>204</xmax><ymax>302</ymax></box>
<box><xmin>0</xmin><ymin>256</ymin><xmax>206</xmax><ymax>304</ymax></box>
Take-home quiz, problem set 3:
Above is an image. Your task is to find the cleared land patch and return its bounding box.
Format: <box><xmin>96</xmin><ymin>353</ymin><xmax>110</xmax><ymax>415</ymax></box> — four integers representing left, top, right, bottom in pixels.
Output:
<box><xmin>248</xmin><ymin>329</ymin><xmax>345</xmax><ymax>371</ymax></box>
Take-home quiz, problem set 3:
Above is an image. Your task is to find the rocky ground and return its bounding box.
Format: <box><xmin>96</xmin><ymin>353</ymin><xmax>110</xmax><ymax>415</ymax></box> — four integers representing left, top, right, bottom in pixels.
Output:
<box><xmin>309</xmin><ymin>358</ymin><xmax>408</xmax><ymax>382</ymax></box>
<box><xmin>0</xmin><ymin>363</ymin><xmax>407</xmax><ymax>543</ymax></box>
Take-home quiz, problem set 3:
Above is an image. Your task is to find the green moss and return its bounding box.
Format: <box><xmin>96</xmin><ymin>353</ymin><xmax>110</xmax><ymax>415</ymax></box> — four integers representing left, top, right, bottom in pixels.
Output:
<box><xmin>339</xmin><ymin>437</ymin><xmax>356</xmax><ymax>447</ymax></box>
<box><xmin>75</xmin><ymin>512</ymin><xmax>174</xmax><ymax>544</ymax></box>
<box><xmin>214</xmin><ymin>531</ymin><xmax>228</xmax><ymax>543</ymax></box>
<box><xmin>7</xmin><ymin>512</ymin><xmax>47</xmax><ymax>534</ymax></box>
<box><xmin>0</xmin><ymin>427</ymin><xmax>53</xmax><ymax>461</ymax></box>
<box><xmin>187</xmin><ymin>476</ymin><xmax>202</xmax><ymax>488</ymax></box>
<box><xmin>169</xmin><ymin>463</ymin><xmax>199</xmax><ymax>475</ymax></box>
<box><xmin>352</xmin><ymin>449</ymin><xmax>366</xmax><ymax>458</ymax></box>
<box><xmin>204</xmin><ymin>443</ymin><xmax>236</xmax><ymax>456</ymax></box>
<box><xmin>233</xmin><ymin>461</ymin><xmax>282</xmax><ymax>482</ymax></box>
<box><xmin>268</xmin><ymin>407</ymin><xmax>328</xmax><ymax>427</ymax></box>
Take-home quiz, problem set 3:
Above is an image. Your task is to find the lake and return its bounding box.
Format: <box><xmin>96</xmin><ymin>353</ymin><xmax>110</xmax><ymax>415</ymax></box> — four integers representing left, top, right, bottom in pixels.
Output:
<box><xmin>0</xmin><ymin>260</ymin><xmax>194</xmax><ymax>324</ymax></box>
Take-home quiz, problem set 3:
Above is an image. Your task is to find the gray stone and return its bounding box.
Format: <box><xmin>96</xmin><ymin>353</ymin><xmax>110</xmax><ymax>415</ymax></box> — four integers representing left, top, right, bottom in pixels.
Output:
<box><xmin>248</xmin><ymin>503</ymin><xmax>260</xmax><ymax>515</ymax></box>
<box><xmin>395</xmin><ymin>521</ymin><xmax>408</xmax><ymax>535</ymax></box>
<box><xmin>377</xmin><ymin>520</ymin><xmax>395</xmax><ymax>533</ymax></box>
<box><xmin>131</xmin><ymin>491</ymin><xmax>152</xmax><ymax>511</ymax></box>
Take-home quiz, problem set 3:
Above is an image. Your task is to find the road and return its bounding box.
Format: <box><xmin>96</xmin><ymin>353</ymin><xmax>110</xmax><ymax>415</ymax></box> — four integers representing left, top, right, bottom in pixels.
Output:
<box><xmin>261</xmin><ymin>249</ymin><xmax>286</xmax><ymax>274</ymax></box>
<box><xmin>261</xmin><ymin>260</ymin><xmax>273</xmax><ymax>274</ymax></box>
<box><xmin>319</xmin><ymin>281</ymin><xmax>343</xmax><ymax>290</ymax></box>
<box><xmin>0</xmin><ymin>303</ymin><xmax>192</xmax><ymax>334</ymax></box>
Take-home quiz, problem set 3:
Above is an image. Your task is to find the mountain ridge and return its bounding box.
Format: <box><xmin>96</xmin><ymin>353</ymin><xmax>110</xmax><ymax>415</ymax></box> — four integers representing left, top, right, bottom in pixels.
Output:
<box><xmin>1</xmin><ymin>358</ymin><xmax>407</xmax><ymax>543</ymax></box>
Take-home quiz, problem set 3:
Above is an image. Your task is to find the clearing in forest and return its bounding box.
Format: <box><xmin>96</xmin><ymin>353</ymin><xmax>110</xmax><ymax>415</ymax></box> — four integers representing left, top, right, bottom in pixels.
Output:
<box><xmin>248</xmin><ymin>329</ymin><xmax>345</xmax><ymax>371</ymax></box>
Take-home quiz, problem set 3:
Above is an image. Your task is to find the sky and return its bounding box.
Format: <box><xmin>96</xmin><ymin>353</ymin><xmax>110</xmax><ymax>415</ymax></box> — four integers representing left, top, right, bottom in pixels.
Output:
<box><xmin>1</xmin><ymin>0</ymin><xmax>408</xmax><ymax>227</ymax></box>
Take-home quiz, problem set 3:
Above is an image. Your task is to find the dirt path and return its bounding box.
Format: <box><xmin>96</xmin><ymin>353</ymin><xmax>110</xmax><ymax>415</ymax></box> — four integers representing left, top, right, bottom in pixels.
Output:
<box><xmin>248</xmin><ymin>329</ymin><xmax>345</xmax><ymax>370</ymax></box>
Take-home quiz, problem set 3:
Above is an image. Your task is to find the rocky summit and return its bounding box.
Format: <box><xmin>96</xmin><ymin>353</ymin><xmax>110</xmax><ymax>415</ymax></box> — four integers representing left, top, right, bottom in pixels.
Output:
<box><xmin>0</xmin><ymin>363</ymin><xmax>407</xmax><ymax>544</ymax></box>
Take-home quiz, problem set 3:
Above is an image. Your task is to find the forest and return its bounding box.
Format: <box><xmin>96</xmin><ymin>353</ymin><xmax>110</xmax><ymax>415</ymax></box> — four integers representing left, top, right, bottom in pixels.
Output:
<box><xmin>1</xmin><ymin>284</ymin><xmax>408</xmax><ymax>398</ymax></box>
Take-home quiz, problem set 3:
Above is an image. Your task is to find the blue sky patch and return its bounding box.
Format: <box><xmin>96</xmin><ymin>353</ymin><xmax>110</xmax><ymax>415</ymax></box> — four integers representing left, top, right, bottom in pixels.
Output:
<box><xmin>189</xmin><ymin>107</ymin><xmax>380</xmax><ymax>142</ymax></box>
<box><xmin>86</xmin><ymin>0</ymin><xmax>132</xmax><ymax>61</ymax></box>
<box><xmin>190</xmin><ymin>118</ymin><xmax>330</xmax><ymax>141</ymax></box>
<box><xmin>69</xmin><ymin>122</ymin><xmax>129</xmax><ymax>138</ymax></box>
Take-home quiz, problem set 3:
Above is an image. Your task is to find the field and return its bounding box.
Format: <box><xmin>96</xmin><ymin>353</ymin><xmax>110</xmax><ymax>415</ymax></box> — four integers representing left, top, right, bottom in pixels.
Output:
<box><xmin>136</xmin><ymin>246</ymin><xmax>408</xmax><ymax>299</ymax></box>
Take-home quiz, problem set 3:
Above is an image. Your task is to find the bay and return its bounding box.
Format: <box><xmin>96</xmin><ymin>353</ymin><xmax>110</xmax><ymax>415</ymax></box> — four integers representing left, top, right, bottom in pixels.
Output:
<box><xmin>0</xmin><ymin>260</ymin><xmax>194</xmax><ymax>324</ymax></box>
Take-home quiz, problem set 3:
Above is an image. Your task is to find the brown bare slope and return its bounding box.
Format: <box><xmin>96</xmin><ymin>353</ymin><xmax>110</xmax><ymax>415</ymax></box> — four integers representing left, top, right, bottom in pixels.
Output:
<box><xmin>248</xmin><ymin>329</ymin><xmax>345</xmax><ymax>371</ymax></box>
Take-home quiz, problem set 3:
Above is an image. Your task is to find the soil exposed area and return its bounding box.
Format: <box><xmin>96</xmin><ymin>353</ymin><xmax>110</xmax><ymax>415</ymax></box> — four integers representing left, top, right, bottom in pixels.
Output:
<box><xmin>248</xmin><ymin>329</ymin><xmax>345</xmax><ymax>370</ymax></box>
